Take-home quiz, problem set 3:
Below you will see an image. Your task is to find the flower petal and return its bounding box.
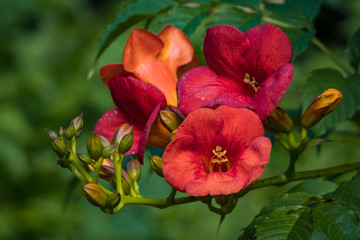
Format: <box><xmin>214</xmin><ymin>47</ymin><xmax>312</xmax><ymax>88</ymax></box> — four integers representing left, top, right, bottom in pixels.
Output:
<box><xmin>203</xmin><ymin>25</ymin><xmax>250</xmax><ymax>82</ymax></box>
<box><xmin>177</xmin><ymin>66</ymin><xmax>249</xmax><ymax>116</ymax></box>
<box><xmin>94</xmin><ymin>108</ymin><xmax>142</xmax><ymax>155</ymax></box>
<box><xmin>162</xmin><ymin>135</ymin><xmax>208</xmax><ymax>192</ymax></box>
<box><xmin>109</xmin><ymin>76</ymin><xmax>167</xmax><ymax>125</ymax></box>
<box><xmin>137</xmin><ymin>103</ymin><xmax>170</xmax><ymax>164</ymax></box>
<box><xmin>100</xmin><ymin>63</ymin><xmax>132</xmax><ymax>88</ymax></box>
<box><xmin>123</xmin><ymin>28</ymin><xmax>178</xmax><ymax>106</ymax></box>
<box><xmin>244</xmin><ymin>23</ymin><xmax>293</xmax><ymax>81</ymax></box>
<box><xmin>254</xmin><ymin>63</ymin><xmax>294</xmax><ymax>120</ymax></box>
<box><xmin>185</xmin><ymin>136</ymin><xmax>271</xmax><ymax>196</ymax></box>
<box><xmin>158</xmin><ymin>25</ymin><xmax>194</xmax><ymax>75</ymax></box>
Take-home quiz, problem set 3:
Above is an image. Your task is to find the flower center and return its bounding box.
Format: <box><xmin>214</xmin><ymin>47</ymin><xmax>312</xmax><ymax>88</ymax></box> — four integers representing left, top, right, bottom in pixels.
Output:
<box><xmin>209</xmin><ymin>146</ymin><xmax>230</xmax><ymax>173</ymax></box>
<box><xmin>244</xmin><ymin>73</ymin><xmax>260</xmax><ymax>93</ymax></box>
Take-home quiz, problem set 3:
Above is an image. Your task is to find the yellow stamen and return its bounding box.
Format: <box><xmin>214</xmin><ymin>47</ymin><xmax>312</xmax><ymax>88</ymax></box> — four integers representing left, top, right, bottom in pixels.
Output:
<box><xmin>209</xmin><ymin>146</ymin><xmax>230</xmax><ymax>173</ymax></box>
<box><xmin>243</xmin><ymin>73</ymin><xmax>260</xmax><ymax>92</ymax></box>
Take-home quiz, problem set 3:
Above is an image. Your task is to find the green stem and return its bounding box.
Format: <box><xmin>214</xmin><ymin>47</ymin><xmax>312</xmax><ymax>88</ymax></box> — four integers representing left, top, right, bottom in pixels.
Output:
<box><xmin>114</xmin><ymin>151</ymin><xmax>124</xmax><ymax>195</ymax></box>
<box><xmin>91</xmin><ymin>158</ymin><xmax>104</xmax><ymax>183</ymax></box>
<box><xmin>312</xmin><ymin>37</ymin><xmax>352</xmax><ymax>77</ymax></box>
<box><xmin>113</xmin><ymin>161</ymin><xmax>360</xmax><ymax>213</ymax></box>
<box><xmin>166</xmin><ymin>188</ymin><xmax>177</xmax><ymax>204</ymax></box>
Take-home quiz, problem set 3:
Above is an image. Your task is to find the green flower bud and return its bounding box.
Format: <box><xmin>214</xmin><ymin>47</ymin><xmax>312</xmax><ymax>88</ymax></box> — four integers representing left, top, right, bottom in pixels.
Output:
<box><xmin>149</xmin><ymin>154</ymin><xmax>164</xmax><ymax>177</ymax></box>
<box><xmin>98</xmin><ymin>135</ymin><xmax>111</xmax><ymax>147</ymax></box>
<box><xmin>159</xmin><ymin>110</ymin><xmax>182</xmax><ymax>132</ymax></box>
<box><xmin>45</xmin><ymin>128</ymin><xmax>58</xmax><ymax>139</ymax></box>
<box><xmin>119</xmin><ymin>132</ymin><xmax>134</xmax><ymax>154</ymax></box>
<box><xmin>87</xmin><ymin>135</ymin><xmax>104</xmax><ymax>160</ymax></box>
<box><xmin>70</xmin><ymin>113</ymin><xmax>83</xmax><ymax>138</ymax></box>
<box><xmin>126</xmin><ymin>158</ymin><xmax>141</xmax><ymax>182</ymax></box>
<box><xmin>51</xmin><ymin>137</ymin><xmax>68</xmax><ymax>157</ymax></box>
<box><xmin>78</xmin><ymin>153</ymin><xmax>92</xmax><ymax>165</ymax></box>
<box><xmin>107</xmin><ymin>193</ymin><xmax>121</xmax><ymax>210</ymax></box>
<box><xmin>109</xmin><ymin>174</ymin><xmax>131</xmax><ymax>195</ymax></box>
<box><xmin>57</xmin><ymin>158</ymin><xmax>70</xmax><ymax>168</ymax></box>
<box><xmin>59</xmin><ymin>127</ymin><xmax>66</xmax><ymax>137</ymax></box>
<box><xmin>102</xmin><ymin>144</ymin><xmax>117</xmax><ymax>159</ymax></box>
<box><xmin>263</xmin><ymin>106</ymin><xmax>293</xmax><ymax>133</ymax></box>
<box><xmin>82</xmin><ymin>183</ymin><xmax>108</xmax><ymax>208</ymax></box>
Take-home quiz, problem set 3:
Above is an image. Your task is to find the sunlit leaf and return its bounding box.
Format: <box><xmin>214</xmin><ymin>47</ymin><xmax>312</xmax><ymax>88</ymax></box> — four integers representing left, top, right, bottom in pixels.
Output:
<box><xmin>312</xmin><ymin>203</ymin><xmax>360</xmax><ymax>240</ymax></box>
<box><xmin>302</xmin><ymin>68</ymin><xmax>360</xmax><ymax>134</ymax></box>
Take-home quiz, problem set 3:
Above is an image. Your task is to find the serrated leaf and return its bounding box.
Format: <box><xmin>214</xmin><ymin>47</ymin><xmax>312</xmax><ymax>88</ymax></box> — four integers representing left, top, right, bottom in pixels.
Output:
<box><xmin>220</xmin><ymin>0</ymin><xmax>261</xmax><ymax>10</ymax></box>
<box><xmin>257</xmin><ymin>207</ymin><xmax>314</xmax><ymax>240</ymax></box>
<box><xmin>287</xmin><ymin>179</ymin><xmax>338</xmax><ymax>196</ymax></box>
<box><xmin>147</xmin><ymin>4</ymin><xmax>208</xmax><ymax>35</ymax></box>
<box><xmin>345</xmin><ymin>27</ymin><xmax>360</xmax><ymax>72</ymax></box>
<box><xmin>302</xmin><ymin>69</ymin><xmax>360</xmax><ymax>134</ymax></box>
<box><xmin>264</xmin><ymin>0</ymin><xmax>324</xmax><ymax>29</ymax></box>
<box><xmin>282</xmin><ymin>28</ymin><xmax>315</xmax><ymax>61</ymax></box>
<box><xmin>88</xmin><ymin>0</ymin><xmax>176</xmax><ymax>80</ymax></box>
<box><xmin>333</xmin><ymin>174</ymin><xmax>360</xmax><ymax>210</ymax></box>
<box><xmin>312</xmin><ymin>203</ymin><xmax>360</xmax><ymax>240</ymax></box>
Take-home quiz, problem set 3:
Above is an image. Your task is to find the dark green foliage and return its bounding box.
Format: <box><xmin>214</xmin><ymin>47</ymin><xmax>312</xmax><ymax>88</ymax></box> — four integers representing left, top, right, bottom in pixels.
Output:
<box><xmin>346</xmin><ymin>27</ymin><xmax>360</xmax><ymax>73</ymax></box>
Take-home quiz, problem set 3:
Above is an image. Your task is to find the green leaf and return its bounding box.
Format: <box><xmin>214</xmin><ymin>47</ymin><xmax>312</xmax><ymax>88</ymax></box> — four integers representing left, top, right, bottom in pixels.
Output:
<box><xmin>264</xmin><ymin>0</ymin><xmax>324</xmax><ymax>29</ymax></box>
<box><xmin>147</xmin><ymin>4</ymin><xmax>208</xmax><ymax>35</ymax></box>
<box><xmin>88</xmin><ymin>0</ymin><xmax>176</xmax><ymax>80</ymax></box>
<box><xmin>333</xmin><ymin>174</ymin><xmax>360</xmax><ymax>210</ymax></box>
<box><xmin>256</xmin><ymin>207</ymin><xmax>314</xmax><ymax>240</ymax></box>
<box><xmin>302</xmin><ymin>69</ymin><xmax>360</xmax><ymax>134</ymax></box>
<box><xmin>282</xmin><ymin>28</ymin><xmax>315</xmax><ymax>61</ymax></box>
<box><xmin>312</xmin><ymin>203</ymin><xmax>360</xmax><ymax>240</ymax></box>
<box><xmin>220</xmin><ymin>0</ymin><xmax>261</xmax><ymax>10</ymax></box>
<box><xmin>202</xmin><ymin>4</ymin><xmax>261</xmax><ymax>30</ymax></box>
<box><xmin>345</xmin><ymin>27</ymin><xmax>360</xmax><ymax>72</ymax></box>
<box><xmin>287</xmin><ymin>179</ymin><xmax>338</xmax><ymax>196</ymax></box>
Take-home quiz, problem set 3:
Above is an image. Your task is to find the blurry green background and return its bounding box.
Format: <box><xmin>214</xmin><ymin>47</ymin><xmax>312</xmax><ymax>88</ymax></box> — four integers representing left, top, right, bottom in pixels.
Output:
<box><xmin>1</xmin><ymin>0</ymin><xmax>360</xmax><ymax>239</ymax></box>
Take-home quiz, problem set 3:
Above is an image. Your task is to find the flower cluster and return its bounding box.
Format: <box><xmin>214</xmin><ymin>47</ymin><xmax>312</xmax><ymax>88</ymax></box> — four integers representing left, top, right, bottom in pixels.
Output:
<box><xmin>95</xmin><ymin>23</ymin><xmax>294</xmax><ymax>197</ymax></box>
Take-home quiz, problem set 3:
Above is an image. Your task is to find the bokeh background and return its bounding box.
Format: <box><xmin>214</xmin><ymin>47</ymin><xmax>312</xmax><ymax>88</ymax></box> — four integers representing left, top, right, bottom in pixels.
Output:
<box><xmin>1</xmin><ymin>0</ymin><xmax>360</xmax><ymax>239</ymax></box>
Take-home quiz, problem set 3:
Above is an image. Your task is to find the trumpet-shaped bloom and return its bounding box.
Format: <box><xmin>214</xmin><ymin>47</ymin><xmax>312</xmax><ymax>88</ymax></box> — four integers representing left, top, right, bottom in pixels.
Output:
<box><xmin>177</xmin><ymin>24</ymin><xmax>294</xmax><ymax>120</ymax></box>
<box><xmin>94</xmin><ymin>25</ymin><xmax>195</xmax><ymax>162</ymax></box>
<box><xmin>162</xmin><ymin>106</ymin><xmax>271</xmax><ymax>196</ymax></box>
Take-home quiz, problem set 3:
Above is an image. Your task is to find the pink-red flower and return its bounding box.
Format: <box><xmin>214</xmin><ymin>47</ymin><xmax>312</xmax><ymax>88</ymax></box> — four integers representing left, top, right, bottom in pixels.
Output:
<box><xmin>177</xmin><ymin>24</ymin><xmax>294</xmax><ymax>120</ymax></box>
<box><xmin>162</xmin><ymin>106</ymin><xmax>272</xmax><ymax>196</ymax></box>
<box><xmin>94</xmin><ymin>25</ymin><xmax>196</xmax><ymax>162</ymax></box>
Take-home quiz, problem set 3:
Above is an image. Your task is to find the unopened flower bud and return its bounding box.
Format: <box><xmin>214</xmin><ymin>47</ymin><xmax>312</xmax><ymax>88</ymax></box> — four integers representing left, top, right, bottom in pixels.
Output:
<box><xmin>108</xmin><ymin>170</ymin><xmax>132</xmax><ymax>195</ymax></box>
<box><xmin>112</xmin><ymin>124</ymin><xmax>134</xmax><ymax>154</ymax></box>
<box><xmin>69</xmin><ymin>113</ymin><xmax>83</xmax><ymax>138</ymax></box>
<box><xmin>78</xmin><ymin>153</ymin><xmax>92</xmax><ymax>165</ymax></box>
<box><xmin>263</xmin><ymin>107</ymin><xmax>293</xmax><ymax>133</ymax></box>
<box><xmin>102</xmin><ymin>144</ymin><xmax>117</xmax><ymax>159</ymax></box>
<box><xmin>51</xmin><ymin>137</ymin><xmax>68</xmax><ymax>157</ymax></box>
<box><xmin>149</xmin><ymin>154</ymin><xmax>164</xmax><ymax>177</ymax></box>
<box><xmin>45</xmin><ymin>129</ymin><xmax>58</xmax><ymax>139</ymax></box>
<box><xmin>87</xmin><ymin>134</ymin><xmax>104</xmax><ymax>160</ymax></box>
<box><xmin>98</xmin><ymin>135</ymin><xmax>111</xmax><ymax>147</ymax></box>
<box><xmin>81</xmin><ymin>183</ymin><xmax>108</xmax><ymax>208</ymax></box>
<box><xmin>159</xmin><ymin>110</ymin><xmax>182</xmax><ymax>132</ymax></box>
<box><xmin>126</xmin><ymin>159</ymin><xmax>141</xmax><ymax>181</ymax></box>
<box><xmin>59</xmin><ymin>126</ymin><xmax>66</xmax><ymax>137</ymax></box>
<box><xmin>118</xmin><ymin>132</ymin><xmax>134</xmax><ymax>154</ymax></box>
<box><xmin>107</xmin><ymin>193</ymin><xmax>121</xmax><ymax>210</ymax></box>
<box><xmin>301</xmin><ymin>88</ymin><xmax>342</xmax><ymax>128</ymax></box>
<box><xmin>57</xmin><ymin>158</ymin><xmax>70</xmax><ymax>168</ymax></box>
